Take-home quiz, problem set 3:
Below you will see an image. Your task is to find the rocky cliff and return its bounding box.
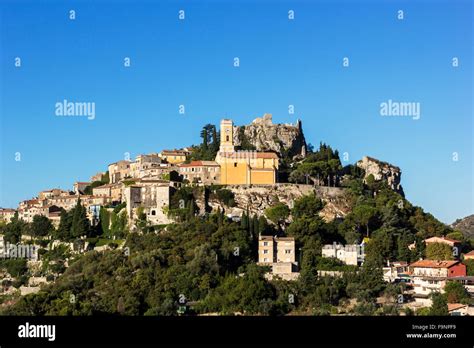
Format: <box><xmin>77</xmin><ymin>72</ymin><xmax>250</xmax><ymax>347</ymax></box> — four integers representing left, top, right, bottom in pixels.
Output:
<box><xmin>205</xmin><ymin>184</ymin><xmax>351</xmax><ymax>222</ymax></box>
<box><xmin>233</xmin><ymin>113</ymin><xmax>307</xmax><ymax>159</ymax></box>
<box><xmin>452</xmin><ymin>214</ymin><xmax>474</xmax><ymax>239</ymax></box>
<box><xmin>356</xmin><ymin>156</ymin><xmax>404</xmax><ymax>196</ymax></box>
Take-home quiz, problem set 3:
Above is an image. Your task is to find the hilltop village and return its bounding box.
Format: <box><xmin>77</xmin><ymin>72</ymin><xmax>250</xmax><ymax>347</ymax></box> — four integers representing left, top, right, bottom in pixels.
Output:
<box><xmin>1</xmin><ymin>114</ymin><xmax>474</xmax><ymax>316</ymax></box>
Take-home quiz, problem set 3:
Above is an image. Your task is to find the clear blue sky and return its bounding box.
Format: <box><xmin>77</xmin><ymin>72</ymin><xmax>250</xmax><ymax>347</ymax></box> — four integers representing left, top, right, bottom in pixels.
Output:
<box><xmin>0</xmin><ymin>0</ymin><xmax>472</xmax><ymax>224</ymax></box>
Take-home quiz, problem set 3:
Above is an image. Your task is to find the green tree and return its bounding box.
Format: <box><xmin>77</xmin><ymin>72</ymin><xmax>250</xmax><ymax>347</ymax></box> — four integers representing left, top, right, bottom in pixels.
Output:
<box><xmin>99</xmin><ymin>207</ymin><xmax>111</xmax><ymax>236</ymax></box>
<box><xmin>351</xmin><ymin>204</ymin><xmax>378</xmax><ymax>237</ymax></box>
<box><xmin>425</xmin><ymin>242</ymin><xmax>453</xmax><ymax>261</ymax></box>
<box><xmin>30</xmin><ymin>215</ymin><xmax>53</xmax><ymax>238</ymax></box>
<box><xmin>291</xmin><ymin>194</ymin><xmax>324</xmax><ymax>219</ymax></box>
<box><xmin>71</xmin><ymin>198</ymin><xmax>90</xmax><ymax>238</ymax></box>
<box><xmin>55</xmin><ymin>208</ymin><xmax>73</xmax><ymax>241</ymax></box>
<box><xmin>444</xmin><ymin>281</ymin><xmax>470</xmax><ymax>303</ymax></box>
<box><xmin>429</xmin><ymin>293</ymin><xmax>448</xmax><ymax>316</ymax></box>
<box><xmin>2</xmin><ymin>212</ymin><xmax>25</xmax><ymax>244</ymax></box>
<box><xmin>265</xmin><ymin>203</ymin><xmax>290</xmax><ymax>230</ymax></box>
<box><xmin>464</xmin><ymin>259</ymin><xmax>474</xmax><ymax>276</ymax></box>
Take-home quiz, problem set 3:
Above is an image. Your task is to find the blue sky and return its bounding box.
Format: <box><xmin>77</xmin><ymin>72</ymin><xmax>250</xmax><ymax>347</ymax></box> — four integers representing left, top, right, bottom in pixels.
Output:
<box><xmin>0</xmin><ymin>0</ymin><xmax>472</xmax><ymax>224</ymax></box>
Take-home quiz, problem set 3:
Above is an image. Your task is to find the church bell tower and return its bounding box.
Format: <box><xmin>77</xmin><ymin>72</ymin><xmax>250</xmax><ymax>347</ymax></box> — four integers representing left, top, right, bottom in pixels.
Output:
<box><xmin>219</xmin><ymin>119</ymin><xmax>235</xmax><ymax>153</ymax></box>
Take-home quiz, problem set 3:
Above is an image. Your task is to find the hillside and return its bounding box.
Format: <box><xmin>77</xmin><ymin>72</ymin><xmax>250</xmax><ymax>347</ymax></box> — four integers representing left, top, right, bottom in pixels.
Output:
<box><xmin>452</xmin><ymin>214</ymin><xmax>474</xmax><ymax>239</ymax></box>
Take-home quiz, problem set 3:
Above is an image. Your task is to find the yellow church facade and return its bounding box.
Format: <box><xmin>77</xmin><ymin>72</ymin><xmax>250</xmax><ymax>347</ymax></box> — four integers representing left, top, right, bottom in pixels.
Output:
<box><xmin>215</xmin><ymin>119</ymin><xmax>279</xmax><ymax>185</ymax></box>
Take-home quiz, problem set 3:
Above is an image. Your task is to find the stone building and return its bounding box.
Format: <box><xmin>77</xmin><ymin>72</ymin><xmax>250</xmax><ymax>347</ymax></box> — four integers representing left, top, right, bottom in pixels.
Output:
<box><xmin>258</xmin><ymin>235</ymin><xmax>299</xmax><ymax>280</ymax></box>
<box><xmin>124</xmin><ymin>179</ymin><xmax>174</xmax><ymax>226</ymax></box>
<box><xmin>38</xmin><ymin>189</ymin><xmax>69</xmax><ymax>200</ymax></box>
<box><xmin>130</xmin><ymin>154</ymin><xmax>173</xmax><ymax>180</ymax></box>
<box><xmin>178</xmin><ymin>161</ymin><xmax>220</xmax><ymax>184</ymax></box>
<box><xmin>409</xmin><ymin>260</ymin><xmax>467</xmax><ymax>306</ymax></box>
<box><xmin>215</xmin><ymin>119</ymin><xmax>279</xmax><ymax>185</ymax></box>
<box><xmin>92</xmin><ymin>183</ymin><xmax>122</xmax><ymax>203</ymax></box>
<box><xmin>159</xmin><ymin>150</ymin><xmax>188</xmax><ymax>164</ymax></box>
<box><xmin>0</xmin><ymin>208</ymin><xmax>16</xmax><ymax>223</ymax></box>
<box><xmin>322</xmin><ymin>242</ymin><xmax>365</xmax><ymax>266</ymax></box>
<box><xmin>108</xmin><ymin>160</ymin><xmax>132</xmax><ymax>184</ymax></box>
<box><xmin>73</xmin><ymin>182</ymin><xmax>90</xmax><ymax>194</ymax></box>
<box><xmin>90</xmin><ymin>172</ymin><xmax>106</xmax><ymax>182</ymax></box>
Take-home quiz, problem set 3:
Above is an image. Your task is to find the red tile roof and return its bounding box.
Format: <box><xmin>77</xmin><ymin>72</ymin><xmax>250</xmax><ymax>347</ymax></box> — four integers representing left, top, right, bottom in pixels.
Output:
<box><xmin>409</xmin><ymin>260</ymin><xmax>460</xmax><ymax>268</ymax></box>
<box><xmin>448</xmin><ymin>303</ymin><xmax>467</xmax><ymax>312</ymax></box>
<box><xmin>179</xmin><ymin>161</ymin><xmax>219</xmax><ymax>167</ymax></box>
<box><xmin>425</xmin><ymin>236</ymin><xmax>460</xmax><ymax>244</ymax></box>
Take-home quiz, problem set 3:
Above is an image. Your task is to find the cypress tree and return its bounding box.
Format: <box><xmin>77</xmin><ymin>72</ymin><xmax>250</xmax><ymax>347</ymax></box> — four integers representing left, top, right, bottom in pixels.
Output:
<box><xmin>217</xmin><ymin>207</ymin><xmax>223</xmax><ymax>227</ymax></box>
<box><xmin>187</xmin><ymin>200</ymin><xmax>195</xmax><ymax>220</ymax></box>
<box><xmin>252</xmin><ymin>215</ymin><xmax>259</xmax><ymax>236</ymax></box>
<box><xmin>212</xmin><ymin>125</ymin><xmax>218</xmax><ymax>151</ymax></box>
<box><xmin>99</xmin><ymin>207</ymin><xmax>110</xmax><ymax>237</ymax></box>
<box><xmin>71</xmin><ymin>198</ymin><xmax>89</xmax><ymax>238</ymax></box>
<box><xmin>56</xmin><ymin>208</ymin><xmax>72</xmax><ymax>241</ymax></box>
<box><xmin>241</xmin><ymin>211</ymin><xmax>249</xmax><ymax>230</ymax></box>
<box><xmin>258</xmin><ymin>215</ymin><xmax>268</xmax><ymax>235</ymax></box>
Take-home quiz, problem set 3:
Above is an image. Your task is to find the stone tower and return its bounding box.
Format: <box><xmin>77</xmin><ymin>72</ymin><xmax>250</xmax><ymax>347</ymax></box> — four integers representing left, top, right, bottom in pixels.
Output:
<box><xmin>219</xmin><ymin>119</ymin><xmax>235</xmax><ymax>153</ymax></box>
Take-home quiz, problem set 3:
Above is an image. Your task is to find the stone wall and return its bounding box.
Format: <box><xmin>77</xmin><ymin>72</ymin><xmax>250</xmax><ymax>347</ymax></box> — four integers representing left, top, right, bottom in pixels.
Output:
<box><xmin>207</xmin><ymin>183</ymin><xmax>351</xmax><ymax>222</ymax></box>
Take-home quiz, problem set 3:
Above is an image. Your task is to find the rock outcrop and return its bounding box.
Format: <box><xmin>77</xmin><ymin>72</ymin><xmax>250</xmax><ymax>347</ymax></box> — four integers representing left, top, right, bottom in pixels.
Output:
<box><xmin>356</xmin><ymin>156</ymin><xmax>404</xmax><ymax>196</ymax></box>
<box><xmin>233</xmin><ymin>113</ymin><xmax>307</xmax><ymax>159</ymax></box>
<box><xmin>207</xmin><ymin>184</ymin><xmax>351</xmax><ymax>222</ymax></box>
<box><xmin>451</xmin><ymin>214</ymin><xmax>474</xmax><ymax>239</ymax></box>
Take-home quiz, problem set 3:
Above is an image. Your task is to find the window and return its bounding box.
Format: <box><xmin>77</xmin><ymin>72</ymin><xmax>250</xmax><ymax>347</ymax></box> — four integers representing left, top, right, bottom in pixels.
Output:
<box><xmin>151</xmin><ymin>210</ymin><xmax>156</xmax><ymax>216</ymax></box>
<box><xmin>263</xmin><ymin>250</ymin><xmax>268</xmax><ymax>254</ymax></box>
<box><xmin>234</xmin><ymin>163</ymin><xmax>237</xmax><ymax>167</ymax></box>
<box><xmin>263</xmin><ymin>242</ymin><xmax>268</xmax><ymax>246</ymax></box>
<box><xmin>263</xmin><ymin>258</ymin><xmax>268</xmax><ymax>262</ymax></box>
<box><xmin>226</xmin><ymin>135</ymin><xmax>229</xmax><ymax>141</ymax></box>
<box><xmin>285</xmin><ymin>249</ymin><xmax>291</xmax><ymax>254</ymax></box>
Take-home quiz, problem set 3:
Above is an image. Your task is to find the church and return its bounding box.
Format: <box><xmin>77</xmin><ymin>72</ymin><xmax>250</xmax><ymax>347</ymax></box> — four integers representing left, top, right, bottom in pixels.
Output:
<box><xmin>215</xmin><ymin>119</ymin><xmax>279</xmax><ymax>185</ymax></box>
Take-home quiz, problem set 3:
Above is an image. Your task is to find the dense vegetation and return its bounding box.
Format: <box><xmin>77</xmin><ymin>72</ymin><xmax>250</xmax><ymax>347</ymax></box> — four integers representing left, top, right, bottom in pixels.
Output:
<box><xmin>1</xmin><ymin>132</ymin><xmax>472</xmax><ymax>316</ymax></box>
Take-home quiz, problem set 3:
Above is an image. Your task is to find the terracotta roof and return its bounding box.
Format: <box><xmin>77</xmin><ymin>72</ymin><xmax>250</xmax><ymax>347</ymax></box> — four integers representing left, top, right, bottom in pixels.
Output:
<box><xmin>161</xmin><ymin>150</ymin><xmax>187</xmax><ymax>155</ymax></box>
<box><xmin>179</xmin><ymin>161</ymin><xmax>219</xmax><ymax>167</ymax></box>
<box><xmin>448</xmin><ymin>303</ymin><xmax>467</xmax><ymax>312</ymax></box>
<box><xmin>464</xmin><ymin>250</ymin><xmax>474</xmax><ymax>256</ymax></box>
<box><xmin>276</xmin><ymin>237</ymin><xmax>295</xmax><ymax>241</ymax></box>
<box><xmin>425</xmin><ymin>236</ymin><xmax>460</xmax><ymax>244</ymax></box>
<box><xmin>259</xmin><ymin>236</ymin><xmax>274</xmax><ymax>240</ymax></box>
<box><xmin>409</xmin><ymin>260</ymin><xmax>460</xmax><ymax>268</ymax></box>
